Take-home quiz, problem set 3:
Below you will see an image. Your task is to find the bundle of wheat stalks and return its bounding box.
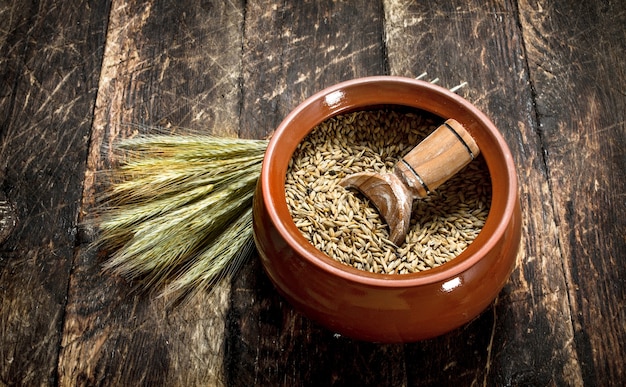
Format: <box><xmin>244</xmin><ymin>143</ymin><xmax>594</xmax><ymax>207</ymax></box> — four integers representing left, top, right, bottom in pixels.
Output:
<box><xmin>96</xmin><ymin>135</ymin><xmax>268</xmax><ymax>301</ymax></box>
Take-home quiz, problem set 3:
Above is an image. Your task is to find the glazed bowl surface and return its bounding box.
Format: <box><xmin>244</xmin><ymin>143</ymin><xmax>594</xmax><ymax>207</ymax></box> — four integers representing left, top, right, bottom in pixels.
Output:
<box><xmin>252</xmin><ymin>76</ymin><xmax>521</xmax><ymax>343</ymax></box>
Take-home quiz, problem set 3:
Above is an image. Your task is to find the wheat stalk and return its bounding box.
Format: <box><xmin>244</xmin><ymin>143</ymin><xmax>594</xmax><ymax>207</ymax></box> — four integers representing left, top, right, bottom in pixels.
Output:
<box><xmin>95</xmin><ymin>134</ymin><xmax>268</xmax><ymax>302</ymax></box>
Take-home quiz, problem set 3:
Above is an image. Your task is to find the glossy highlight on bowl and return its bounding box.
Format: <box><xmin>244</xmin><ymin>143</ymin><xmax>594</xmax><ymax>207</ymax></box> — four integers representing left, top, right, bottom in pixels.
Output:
<box><xmin>252</xmin><ymin>76</ymin><xmax>522</xmax><ymax>343</ymax></box>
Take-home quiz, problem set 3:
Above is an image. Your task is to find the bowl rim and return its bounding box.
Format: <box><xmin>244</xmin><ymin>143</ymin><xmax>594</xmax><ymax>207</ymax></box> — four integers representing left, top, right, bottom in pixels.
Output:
<box><xmin>260</xmin><ymin>75</ymin><xmax>518</xmax><ymax>288</ymax></box>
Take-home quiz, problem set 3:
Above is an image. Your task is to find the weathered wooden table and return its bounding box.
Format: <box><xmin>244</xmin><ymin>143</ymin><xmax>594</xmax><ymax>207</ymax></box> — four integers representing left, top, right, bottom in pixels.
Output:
<box><xmin>1</xmin><ymin>1</ymin><xmax>624</xmax><ymax>385</ymax></box>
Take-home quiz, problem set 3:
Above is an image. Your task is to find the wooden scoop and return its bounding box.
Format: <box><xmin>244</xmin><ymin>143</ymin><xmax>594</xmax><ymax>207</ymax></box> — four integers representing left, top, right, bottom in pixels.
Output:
<box><xmin>340</xmin><ymin>119</ymin><xmax>480</xmax><ymax>245</ymax></box>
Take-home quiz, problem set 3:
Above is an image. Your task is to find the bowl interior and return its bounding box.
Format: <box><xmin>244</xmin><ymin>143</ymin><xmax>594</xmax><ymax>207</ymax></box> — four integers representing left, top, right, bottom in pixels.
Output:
<box><xmin>260</xmin><ymin>76</ymin><xmax>517</xmax><ymax>287</ymax></box>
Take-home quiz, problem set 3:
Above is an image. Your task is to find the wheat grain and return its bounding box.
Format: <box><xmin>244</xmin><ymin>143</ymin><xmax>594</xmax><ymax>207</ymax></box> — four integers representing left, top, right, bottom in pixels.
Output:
<box><xmin>285</xmin><ymin>108</ymin><xmax>491</xmax><ymax>274</ymax></box>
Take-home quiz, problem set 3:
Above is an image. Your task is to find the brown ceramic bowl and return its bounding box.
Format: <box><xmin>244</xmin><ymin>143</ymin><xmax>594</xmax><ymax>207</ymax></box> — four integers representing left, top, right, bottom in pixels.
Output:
<box><xmin>252</xmin><ymin>76</ymin><xmax>521</xmax><ymax>343</ymax></box>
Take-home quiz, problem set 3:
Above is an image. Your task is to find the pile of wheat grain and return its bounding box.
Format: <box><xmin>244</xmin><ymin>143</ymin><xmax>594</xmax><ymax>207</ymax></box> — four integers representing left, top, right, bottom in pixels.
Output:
<box><xmin>285</xmin><ymin>108</ymin><xmax>491</xmax><ymax>274</ymax></box>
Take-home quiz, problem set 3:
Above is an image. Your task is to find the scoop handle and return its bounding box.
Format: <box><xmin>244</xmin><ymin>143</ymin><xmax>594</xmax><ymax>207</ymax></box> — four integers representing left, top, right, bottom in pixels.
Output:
<box><xmin>394</xmin><ymin>119</ymin><xmax>480</xmax><ymax>198</ymax></box>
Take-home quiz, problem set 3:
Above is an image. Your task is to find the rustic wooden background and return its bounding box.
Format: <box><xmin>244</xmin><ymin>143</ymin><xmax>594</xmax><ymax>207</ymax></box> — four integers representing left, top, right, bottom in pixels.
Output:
<box><xmin>1</xmin><ymin>0</ymin><xmax>624</xmax><ymax>385</ymax></box>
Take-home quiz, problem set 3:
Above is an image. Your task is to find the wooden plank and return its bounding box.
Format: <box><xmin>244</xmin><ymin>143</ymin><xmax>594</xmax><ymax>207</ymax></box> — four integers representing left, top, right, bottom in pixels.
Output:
<box><xmin>519</xmin><ymin>0</ymin><xmax>626</xmax><ymax>384</ymax></box>
<box><xmin>226</xmin><ymin>1</ymin><xmax>410</xmax><ymax>386</ymax></box>
<box><xmin>0</xmin><ymin>2</ymin><xmax>35</xmax><ymax>127</ymax></box>
<box><xmin>226</xmin><ymin>259</ymin><xmax>407</xmax><ymax>386</ymax></box>
<box><xmin>0</xmin><ymin>0</ymin><xmax>110</xmax><ymax>384</ymax></box>
<box><xmin>58</xmin><ymin>1</ymin><xmax>245</xmax><ymax>385</ymax></box>
<box><xmin>384</xmin><ymin>0</ymin><xmax>582</xmax><ymax>385</ymax></box>
<box><xmin>0</xmin><ymin>0</ymin><xmax>35</xmax><ymax>247</ymax></box>
<box><xmin>239</xmin><ymin>0</ymin><xmax>387</xmax><ymax>139</ymax></box>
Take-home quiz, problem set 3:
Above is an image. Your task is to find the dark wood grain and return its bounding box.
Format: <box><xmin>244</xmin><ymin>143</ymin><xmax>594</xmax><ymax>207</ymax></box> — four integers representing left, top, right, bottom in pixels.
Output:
<box><xmin>58</xmin><ymin>1</ymin><xmax>245</xmax><ymax>385</ymax></box>
<box><xmin>384</xmin><ymin>0</ymin><xmax>581</xmax><ymax>384</ymax></box>
<box><xmin>0</xmin><ymin>0</ymin><xmax>624</xmax><ymax>385</ymax></box>
<box><xmin>0</xmin><ymin>1</ymin><xmax>107</xmax><ymax>385</ymax></box>
<box><xmin>0</xmin><ymin>0</ymin><xmax>109</xmax><ymax>385</ymax></box>
<box><xmin>239</xmin><ymin>0</ymin><xmax>387</xmax><ymax>139</ymax></box>
<box><xmin>227</xmin><ymin>259</ymin><xmax>407</xmax><ymax>387</ymax></box>
<box><xmin>519</xmin><ymin>0</ymin><xmax>626</xmax><ymax>384</ymax></box>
